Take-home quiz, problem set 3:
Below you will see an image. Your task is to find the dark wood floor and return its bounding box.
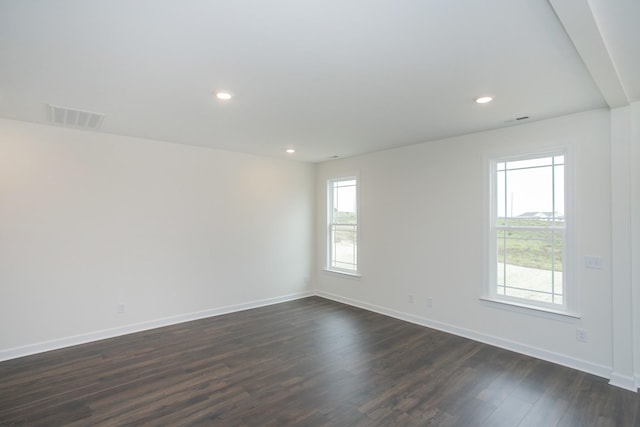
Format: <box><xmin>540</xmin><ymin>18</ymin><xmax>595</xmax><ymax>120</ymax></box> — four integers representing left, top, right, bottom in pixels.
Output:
<box><xmin>1</xmin><ymin>297</ymin><xmax>638</xmax><ymax>426</ymax></box>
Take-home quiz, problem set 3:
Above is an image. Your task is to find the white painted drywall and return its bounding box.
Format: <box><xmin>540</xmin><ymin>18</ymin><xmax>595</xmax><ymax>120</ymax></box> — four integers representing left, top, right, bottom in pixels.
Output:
<box><xmin>610</xmin><ymin>105</ymin><xmax>635</xmax><ymax>389</ymax></box>
<box><xmin>631</xmin><ymin>101</ymin><xmax>640</xmax><ymax>388</ymax></box>
<box><xmin>316</xmin><ymin>109</ymin><xmax>616</xmax><ymax>372</ymax></box>
<box><xmin>0</xmin><ymin>118</ymin><xmax>314</xmax><ymax>352</ymax></box>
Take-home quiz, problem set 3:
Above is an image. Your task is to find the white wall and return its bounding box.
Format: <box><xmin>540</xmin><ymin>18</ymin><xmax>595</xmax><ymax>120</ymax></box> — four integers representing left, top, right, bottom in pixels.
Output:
<box><xmin>610</xmin><ymin>104</ymin><xmax>636</xmax><ymax>390</ymax></box>
<box><xmin>316</xmin><ymin>109</ymin><xmax>617</xmax><ymax>378</ymax></box>
<box><xmin>0</xmin><ymin>118</ymin><xmax>314</xmax><ymax>357</ymax></box>
<box><xmin>632</xmin><ymin>101</ymin><xmax>640</xmax><ymax>388</ymax></box>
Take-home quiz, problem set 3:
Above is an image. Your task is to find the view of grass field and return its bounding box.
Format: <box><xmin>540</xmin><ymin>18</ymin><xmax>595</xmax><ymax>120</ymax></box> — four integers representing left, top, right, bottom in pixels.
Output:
<box><xmin>497</xmin><ymin>218</ymin><xmax>563</xmax><ymax>272</ymax></box>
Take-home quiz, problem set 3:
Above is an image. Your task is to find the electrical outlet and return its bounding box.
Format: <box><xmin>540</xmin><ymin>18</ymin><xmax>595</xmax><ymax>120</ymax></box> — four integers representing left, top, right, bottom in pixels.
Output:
<box><xmin>426</xmin><ymin>298</ymin><xmax>433</xmax><ymax>308</ymax></box>
<box><xmin>408</xmin><ymin>294</ymin><xmax>414</xmax><ymax>304</ymax></box>
<box><xmin>117</xmin><ymin>303</ymin><xmax>127</xmax><ymax>314</ymax></box>
<box><xmin>576</xmin><ymin>328</ymin><xmax>588</xmax><ymax>343</ymax></box>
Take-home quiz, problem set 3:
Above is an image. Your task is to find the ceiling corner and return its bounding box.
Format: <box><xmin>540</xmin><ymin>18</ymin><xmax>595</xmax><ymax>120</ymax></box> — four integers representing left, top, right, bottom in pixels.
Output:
<box><xmin>548</xmin><ymin>0</ymin><xmax>629</xmax><ymax>108</ymax></box>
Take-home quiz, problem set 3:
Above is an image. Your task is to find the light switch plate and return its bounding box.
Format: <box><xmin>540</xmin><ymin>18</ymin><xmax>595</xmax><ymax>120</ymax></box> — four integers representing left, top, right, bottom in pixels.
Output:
<box><xmin>584</xmin><ymin>256</ymin><xmax>603</xmax><ymax>269</ymax></box>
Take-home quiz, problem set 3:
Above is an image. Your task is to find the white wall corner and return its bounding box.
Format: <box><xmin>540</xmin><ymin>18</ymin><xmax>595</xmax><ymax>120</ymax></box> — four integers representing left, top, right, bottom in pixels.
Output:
<box><xmin>548</xmin><ymin>0</ymin><xmax>629</xmax><ymax>108</ymax></box>
<box><xmin>631</xmin><ymin>101</ymin><xmax>640</xmax><ymax>392</ymax></box>
<box><xmin>609</xmin><ymin>106</ymin><xmax>635</xmax><ymax>388</ymax></box>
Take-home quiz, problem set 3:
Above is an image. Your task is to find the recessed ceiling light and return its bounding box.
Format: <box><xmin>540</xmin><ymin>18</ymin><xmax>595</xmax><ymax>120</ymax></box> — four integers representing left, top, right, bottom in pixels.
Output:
<box><xmin>216</xmin><ymin>91</ymin><xmax>233</xmax><ymax>100</ymax></box>
<box><xmin>286</xmin><ymin>148</ymin><xmax>296</xmax><ymax>154</ymax></box>
<box><xmin>475</xmin><ymin>96</ymin><xmax>493</xmax><ymax>104</ymax></box>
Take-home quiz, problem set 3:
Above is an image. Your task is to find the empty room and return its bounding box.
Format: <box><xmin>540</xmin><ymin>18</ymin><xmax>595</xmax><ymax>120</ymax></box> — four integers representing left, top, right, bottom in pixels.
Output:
<box><xmin>1</xmin><ymin>1</ymin><xmax>639</xmax><ymax>425</ymax></box>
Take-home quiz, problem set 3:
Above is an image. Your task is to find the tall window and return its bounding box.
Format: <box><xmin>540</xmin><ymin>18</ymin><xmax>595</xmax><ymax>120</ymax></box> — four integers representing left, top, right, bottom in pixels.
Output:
<box><xmin>489</xmin><ymin>152</ymin><xmax>569</xmax><ymax>312</ymax></box>
<box><xmin>327</xmin><ymin>176</ymin><xmax>358</xmax><ymax>274</ymax></box>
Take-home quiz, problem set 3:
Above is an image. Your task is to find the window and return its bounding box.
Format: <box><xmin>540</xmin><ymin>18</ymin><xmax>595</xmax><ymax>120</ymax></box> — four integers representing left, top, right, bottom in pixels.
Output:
<box><xmin>488</xmin><ymin>151</ymin><xmax>572</xmax><ymax>313</ymax></box>
<box><xmin>327</xmin><ymin>176</ymin><xmax>358</xmax><ymax>274</ymax></box>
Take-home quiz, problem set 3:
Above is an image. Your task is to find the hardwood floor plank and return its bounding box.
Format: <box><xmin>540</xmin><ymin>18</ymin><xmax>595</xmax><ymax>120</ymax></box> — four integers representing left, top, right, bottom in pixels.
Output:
<box><xmin>519</xmin><ymin>395</ymin><xmax>570</xmax><ymax>427</ymax></box>
<box><xmin>1</xmin><ymin>297</ymin><xmax>638</xmax><ymax>426</ymax></box>
<box><xmin>480</xmin><ymin>395</ymin><xmax>533</xmax><ymax>427</ymax></box>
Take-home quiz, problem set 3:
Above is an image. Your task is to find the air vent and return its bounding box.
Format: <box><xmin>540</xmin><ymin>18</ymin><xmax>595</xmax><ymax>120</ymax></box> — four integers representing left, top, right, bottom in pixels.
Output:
<box><xmin>47</xmin><ymin>104</ymin><xmax>105</xmax><ymax>129</ymax></box>
<box><xmin>504</xmin><ymin>116</ymin><xmax>531</xmax><ymax>124</ymax></box>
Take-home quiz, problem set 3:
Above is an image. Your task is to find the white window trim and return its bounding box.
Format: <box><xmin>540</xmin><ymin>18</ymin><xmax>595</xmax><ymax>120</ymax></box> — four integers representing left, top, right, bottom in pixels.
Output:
<box><xmin>484</xmin><ymin>146</ymin><xmax>578</xmax><ymax>317</ymax></box>
<box><xmin>326</xmin><ymin>175</ymin><xmax>360</xmax><ymax>276</ymax></box>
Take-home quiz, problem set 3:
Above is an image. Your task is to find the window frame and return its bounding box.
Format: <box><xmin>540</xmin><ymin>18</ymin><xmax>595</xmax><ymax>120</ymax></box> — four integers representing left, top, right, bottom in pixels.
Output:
<box><xmin>326</xmin><ymin>175</ymin><xmax>360</xmax><ymax>276</ymax></box>
<box><xmin>485</xmin><ymin>147</ymin><xmax>578</xmax><ymax>317</ymax></box>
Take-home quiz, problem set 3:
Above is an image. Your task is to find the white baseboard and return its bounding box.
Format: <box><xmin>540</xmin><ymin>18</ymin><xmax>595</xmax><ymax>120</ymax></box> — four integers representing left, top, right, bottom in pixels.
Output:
<box><xmin>609</xmin><ymin>372</ymin><xmax>639</xmax><ymax>392</ymax></box>
<box><xmin>315</xmin><ymin>290</ymin><xmax>617</xmax><ymax>387</ymax></box>
<box><xmin>0</xmin><ymin>291</ymin><xmax>314</xmax><ymax>362</ymax></box>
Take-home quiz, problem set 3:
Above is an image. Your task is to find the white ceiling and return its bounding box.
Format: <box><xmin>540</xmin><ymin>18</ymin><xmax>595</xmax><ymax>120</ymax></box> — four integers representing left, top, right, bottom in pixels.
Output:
<box><xmin>0</xmin><ymin>0</ymin><xmax>637</xmax><ymax>163</ymax></box>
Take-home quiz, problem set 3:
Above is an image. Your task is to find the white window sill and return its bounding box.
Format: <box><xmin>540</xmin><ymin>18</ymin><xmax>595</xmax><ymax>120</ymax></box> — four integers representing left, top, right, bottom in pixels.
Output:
<box><xmin>323</xmin><ymin>268</ymin><xmax>362</xmax><ymax>279</ymax></box>
<box><xmin>480</xmin><ymin>296</ymin><xmax>580</xmax><ymax>320</ymax></box>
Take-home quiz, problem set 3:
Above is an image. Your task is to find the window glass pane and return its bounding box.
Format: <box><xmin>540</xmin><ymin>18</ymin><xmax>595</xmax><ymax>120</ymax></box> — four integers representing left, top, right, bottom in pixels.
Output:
<box><xmin>335</xmin><ymin>179</ymin><xmax>356</xmax><ymax>188</ymax></box>
<box><xmin>504</xmin><ymin>163</ymin><xmax>554</xmax><ymax>226</ymax></box>
<box><xmin>506</xmin><ymin>157</ymin><xmax>552</xmax><ymax>170</ymax></box>
<box><xmin>503</xmin><ymin>229</ymin><xmax>559</xmax><ymax>270</ymax></box>
<box><xmin>497</xmin><ymin>229</ymin><xmax>563</xmax><ymax>303</ymax></box>
<box><xmin>497</xmin><ymin>230</ymin><xmax>507</xmax><ymax>265</ymax></box>
<box><xmin>553</xmin><ymin>163</ymin><xmax>565</xmax><ymax>226</ymax></box>
<box><xmin>333</xmin><ymin>181</ymin><xmax>357</xmax><ymax>224</ymax></box>
<box><xmin>331</xmin><ymin>224</ymin><xmax>357</xmax><ymax>270</ymax></box>
<box><xmin>497</xmin><ymin>230</ymin><xmax>507</xmax><ymax>292</ymax></box>
<box><xmin>497</xmin><ymin>170</ymin><xmax>506</xmax><ymax>220</ymax></box>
